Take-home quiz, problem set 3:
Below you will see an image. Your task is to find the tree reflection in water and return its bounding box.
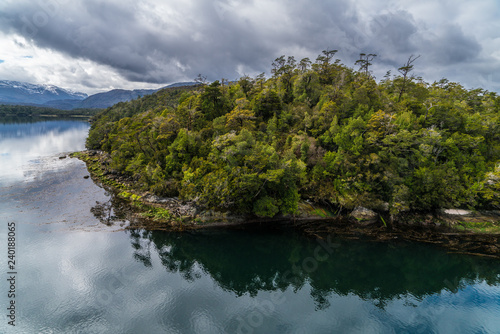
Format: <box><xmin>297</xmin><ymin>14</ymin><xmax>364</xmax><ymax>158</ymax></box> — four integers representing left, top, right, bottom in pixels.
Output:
<box><xmin>90</xmin><ymin>191</ymin><xmax>130</xmax><ymax>226</ymax></box>
<box><xmin>127</xmin><ymin>227</ymin><xmax>500</xmax><ymax>309</ymax></box>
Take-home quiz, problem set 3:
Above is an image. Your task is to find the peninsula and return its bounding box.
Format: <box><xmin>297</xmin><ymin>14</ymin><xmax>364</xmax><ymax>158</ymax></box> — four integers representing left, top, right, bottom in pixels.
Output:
<box><xmin>79</xmin><ymin>52</ymin><xmax>500</xmax><ymax>255</ymax></box>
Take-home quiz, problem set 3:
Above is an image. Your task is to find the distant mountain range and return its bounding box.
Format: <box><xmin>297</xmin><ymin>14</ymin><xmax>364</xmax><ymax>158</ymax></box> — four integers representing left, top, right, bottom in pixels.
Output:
<box><xmin>0</xmin><ymin>80</ymin><xmax>88</xmax><ymax>105</ymax></box>
<box><xmin>0</xmin><ymin>80</ymin><xmax>196</xmax><ymax>110</ymax></box>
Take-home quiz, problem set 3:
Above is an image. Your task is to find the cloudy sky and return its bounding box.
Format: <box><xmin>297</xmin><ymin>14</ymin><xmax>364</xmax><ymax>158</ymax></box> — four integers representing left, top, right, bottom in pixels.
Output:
<box><xmin>0</xmin><ymin>0</ymin><xmax>499</xmax><ymax>95</ymax></box>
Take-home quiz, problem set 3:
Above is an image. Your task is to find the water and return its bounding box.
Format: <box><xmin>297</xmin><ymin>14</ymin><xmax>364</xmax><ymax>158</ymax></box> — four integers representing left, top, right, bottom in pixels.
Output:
<box><xmin>1</xmin><ymin>119</ymin><xmax>499</xmax><ymax>334</ymax></box>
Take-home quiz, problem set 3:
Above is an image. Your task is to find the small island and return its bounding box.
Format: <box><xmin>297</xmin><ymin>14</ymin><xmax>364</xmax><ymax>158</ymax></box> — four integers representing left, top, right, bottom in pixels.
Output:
<box><xmin>78</xmin><ymin>51</ymin><xmax>500</xmax><ymax>256</ymax></box>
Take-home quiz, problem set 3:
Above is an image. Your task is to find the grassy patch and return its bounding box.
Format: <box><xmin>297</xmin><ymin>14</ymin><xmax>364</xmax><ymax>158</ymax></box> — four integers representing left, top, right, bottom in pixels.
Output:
<box><xmin>135</xmin><ymin>203</ymin><xmax>174</xmax><ymax>221</ymax></box>
<box><xmin>310</xmin><ymin>208</ymin><xmax>335</xmax><ymax>218</ymax></box>
<box><xmin>380</xmin><ymin>216</ymin><xmax>387</xmax><ymax>227</ymax></box>
<box><xmin>298</xmin><ymin>202</ymin><xmax>336</xmax><ymax>218</ymax></box>
<box><xmin>118</xmin><ymin>191</ymin><xmax>142</xmax><ymax>201</ymax></box>
<box><xmin>453</xmin><ymin>221</ymin><xmax>500</xmax><ymax>234</ymax></box>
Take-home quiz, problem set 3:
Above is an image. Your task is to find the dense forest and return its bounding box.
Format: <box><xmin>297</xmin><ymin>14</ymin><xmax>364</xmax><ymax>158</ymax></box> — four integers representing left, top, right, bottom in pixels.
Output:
<box><xmin>86</xmin><ymin>51</ymin><xmax>500</xmax><ymax>219</ymax></box>
<box><xmin>0</xmin><ymin>104</ymin><xmax>100</xmax><ymax>117</ymax></box>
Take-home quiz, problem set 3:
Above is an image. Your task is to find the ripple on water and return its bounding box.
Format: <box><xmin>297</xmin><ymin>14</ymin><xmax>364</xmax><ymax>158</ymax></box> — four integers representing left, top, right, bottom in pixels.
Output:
<box><xmin>190</xmin><ymin>309</ymin><xmax>225</xmax><ymax>334</ymax></box>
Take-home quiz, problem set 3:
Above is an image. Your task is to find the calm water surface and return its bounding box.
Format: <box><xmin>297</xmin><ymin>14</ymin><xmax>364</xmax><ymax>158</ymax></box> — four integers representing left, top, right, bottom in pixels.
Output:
<box><xmin>1</xmin><ymin>119</ymin><xmax>500</xmax><ymax>334</ymax></box>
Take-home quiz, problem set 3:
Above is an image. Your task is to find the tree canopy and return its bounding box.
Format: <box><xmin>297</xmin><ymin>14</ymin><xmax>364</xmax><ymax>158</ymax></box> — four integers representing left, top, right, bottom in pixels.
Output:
<box><xmin>87</xmin><ymin>52</ymin><xmax>500</xmax><ymax>218</ymax></box>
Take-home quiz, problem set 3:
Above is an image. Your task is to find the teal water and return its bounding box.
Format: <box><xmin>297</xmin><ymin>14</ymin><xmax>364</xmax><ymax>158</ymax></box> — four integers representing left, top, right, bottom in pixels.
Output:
<box><xmin>1</xmin><ymin>119</ymin><xmax>500</xmax><ymax>334</ymax></box>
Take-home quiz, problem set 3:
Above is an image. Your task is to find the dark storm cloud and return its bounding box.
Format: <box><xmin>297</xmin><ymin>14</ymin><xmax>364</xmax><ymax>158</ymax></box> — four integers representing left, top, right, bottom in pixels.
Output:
<box><xmin>0</xmin><ymin>0</ymin><xmax>487</xmax><ymax>86</ymax></box>
<box><xmin>1</xmin><ymin>0</ymin><xmax>184</xmax><ymax>82</ymax></box>
<box><xmin>423</xmin><ymin>24</ymin><xmax>482</xmax><ymax>65</ymax></box>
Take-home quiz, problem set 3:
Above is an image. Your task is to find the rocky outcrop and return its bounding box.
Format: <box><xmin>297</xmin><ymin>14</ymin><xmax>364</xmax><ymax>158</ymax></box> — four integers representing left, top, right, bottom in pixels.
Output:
<box><xmin>350</xmin><ymin>206</ymin><xmax>378</xmax><ymax>225</ymax></box>
<box><xmin>143</xmin><ymin>194</ymin><xmax>198</xmax><ymax>217</ymax></box>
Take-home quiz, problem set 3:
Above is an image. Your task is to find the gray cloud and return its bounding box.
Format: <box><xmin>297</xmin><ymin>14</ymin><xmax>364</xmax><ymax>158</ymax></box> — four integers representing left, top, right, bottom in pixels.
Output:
<box><xmin>0</xmin><ymin>0</ymin><xmax>497</xmax><ymax>92</ymax></box>
<box><xmin>424</xmin><ymin>24</ymin><xmax>482</xmax><ymax>65</ymax></box>
<box><xmin>370</xmin><ymin>11</ymin><xmax>418</xmax><ymax>54</ymax></box>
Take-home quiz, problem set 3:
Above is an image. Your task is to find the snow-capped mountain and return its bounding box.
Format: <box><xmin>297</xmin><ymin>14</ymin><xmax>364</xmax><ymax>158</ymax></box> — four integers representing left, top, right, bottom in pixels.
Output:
<box><xmin>0</xmin><ymin>80</ymin><xmax>197</xmax><ymax>110</ymax></box>
<box><xmin>0</xmin><ymin>80</ymin><xmax>88</xmax><ymax>105</ymax></box>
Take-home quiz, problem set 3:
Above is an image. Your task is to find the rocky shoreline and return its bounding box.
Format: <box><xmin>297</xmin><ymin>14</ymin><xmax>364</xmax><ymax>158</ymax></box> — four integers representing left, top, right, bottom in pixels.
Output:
<box><xmin>73</xmin><ymin>150</ymin><xmax>500</xmax><ymax>258</ymax></box>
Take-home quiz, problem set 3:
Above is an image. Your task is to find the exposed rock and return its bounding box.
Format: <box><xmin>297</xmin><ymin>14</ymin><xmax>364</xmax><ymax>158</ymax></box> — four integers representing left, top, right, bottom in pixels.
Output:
<box><xmin>59</xmin><ymin>155</ymin><xmax>66</xmax><ymax>159</ymax></box>
<box><xmin>196</xmin><ymin>210</ymin><xmax>236</xmax><ymax>223</ymax></box>
<box><xmin>421</xmin><ymin>214</ymin><xmax>435</xmax><ymax>226</ymax></box>
<box><xmin>443</xmin><ymin>209</ymin><xmax>472</xmax><ymax>216</ymax></box>
<box><xmin>172</xmin><ymin>204</ymin><xmax>197</xmax><ymax>217</ymax></box>
<box><xmin>142</xmin><ymin>194</ymin><xmax>197</xmax><ymax>217</ymax></box>
<box><xmin>159</xmin><ymin>198</ymin><xmax>181</xmax><ymax>205</ymax></box>
<box><xmin>83</xmin><ymin>175</ymin><xmax>90</xmax><ymax>179</ymax></box>
<box><xmin>198</xmin><ymin>210</ymin><xmax>217</xmax><ymax>218</ymax></box>
<box><xmin>350</xmin><ymin>206</ymin><xmax>378</xmax><ymax>224</ymax></box>
<box><xmin>87</xmin><ymin>150</ymin><xmax>100</xmax><ymax>156</ymax></box>
<box><xmin>143</xmin><ymin>194</ymin><xmax>161</xmax><ymax>203</ymax></box>
<box><xmin>153</xmin><ymin>197</ymin><xmax>181</xmax><ymax>206</ymax></box>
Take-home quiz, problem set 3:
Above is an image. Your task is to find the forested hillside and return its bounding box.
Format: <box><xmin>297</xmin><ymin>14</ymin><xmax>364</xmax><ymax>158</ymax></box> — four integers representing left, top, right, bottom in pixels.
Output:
<box><xmin>86</xmin><ymin>51</ymin><xmax>500</xmax><ymax>218</ymax></box>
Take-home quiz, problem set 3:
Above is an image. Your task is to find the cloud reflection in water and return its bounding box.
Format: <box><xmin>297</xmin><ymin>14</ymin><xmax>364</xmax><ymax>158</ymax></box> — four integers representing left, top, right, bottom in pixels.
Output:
<box><xmin>0</xmin><ymin>120</ymin><xmax>89</xmax><ymax>184</ymax></box>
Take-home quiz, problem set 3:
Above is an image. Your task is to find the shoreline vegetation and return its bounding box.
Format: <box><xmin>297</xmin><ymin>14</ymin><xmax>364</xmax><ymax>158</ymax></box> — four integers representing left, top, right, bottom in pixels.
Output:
<box><xmin>73</xmin><ymin>148</ymin><xmax>500</xmax><ymax>258</ymax></box>
<box><xmin>80</xmin><ymin>51</ymin><xmax>499</xmax><ymax>257</ymax></box>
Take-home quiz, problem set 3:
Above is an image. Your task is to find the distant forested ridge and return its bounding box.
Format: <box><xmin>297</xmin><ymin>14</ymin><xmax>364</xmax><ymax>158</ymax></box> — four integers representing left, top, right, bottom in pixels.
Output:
<box><xmin>0</xmin><ymin>104</ymin><xmax>100</xmax><ymax>117</ymax></box>
<box><xmin>86</xmin><ymin>52</ymin><xmax>500</xmax><ymax>218</ymax></box>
